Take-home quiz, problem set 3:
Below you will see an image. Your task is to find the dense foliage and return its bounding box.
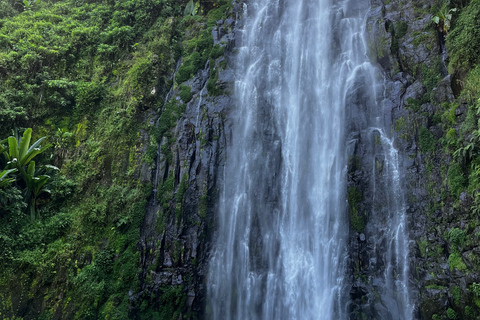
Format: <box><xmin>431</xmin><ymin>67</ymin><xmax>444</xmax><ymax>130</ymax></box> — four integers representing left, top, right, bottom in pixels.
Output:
<box><xmin>0</xmin><ymin>0</ymin><xmax>230</xmax><ymax>318</ymax></box>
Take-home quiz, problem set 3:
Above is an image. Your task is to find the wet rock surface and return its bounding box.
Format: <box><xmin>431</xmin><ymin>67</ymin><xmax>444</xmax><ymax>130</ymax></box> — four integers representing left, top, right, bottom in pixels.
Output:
<box><xmin>133</xmin><ymin>7</ymin><xmax>241</xmax><ymax>317</ymax></box>
<box><xmin>134</xmin><ymin>0</ymin><xmax>480</xmax><ymax>319</ymax></box>
<box><xmin>348</xmin><ymin>0</ymin><xmax>480</xmax><ymax>319</ymax></box>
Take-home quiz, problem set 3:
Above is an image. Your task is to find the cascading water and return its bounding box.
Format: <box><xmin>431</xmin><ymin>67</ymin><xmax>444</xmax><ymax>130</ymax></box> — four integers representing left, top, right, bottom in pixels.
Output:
<box><xmin>369</xmin><ymin>127</ymin><xmax>413</xmax><ymax>320</ymax></box>
<box><xmin>207</xmin><ymin>0</ymin><xmax>412</xmax><ymax>319</ymax></box>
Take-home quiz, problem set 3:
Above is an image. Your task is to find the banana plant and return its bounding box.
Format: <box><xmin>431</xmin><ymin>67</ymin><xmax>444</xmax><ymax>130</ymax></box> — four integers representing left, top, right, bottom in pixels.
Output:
<box><xmin>23</xmin><ymin>161</ymin><xmax>54</xmax><ymax>220</ymax></box>
<box><xmin>432</xmin><ymin>5</ymin><xmax>457</xmax><ymax>35</ymax></box>
<box><xmin>0</xmin><ymin>169</ymin><xmax>17</xmax><ymax>187</ymax></box>
<box><xmin>1</xmin><ymin>128</ymin><xmax>53</xmax><ymax>219</ymax></box>
<box><xmin>3</xmin><ymin>128</ymin><xmax>51</xmax><ymax>171</ymax></box>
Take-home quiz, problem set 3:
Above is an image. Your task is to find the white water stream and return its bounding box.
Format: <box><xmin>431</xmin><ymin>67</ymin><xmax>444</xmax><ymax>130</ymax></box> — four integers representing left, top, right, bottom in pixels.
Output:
<box><xmin>207</xmin><ymin>0</ymin><xmax>412</xmax><ymax>319</ymax></box>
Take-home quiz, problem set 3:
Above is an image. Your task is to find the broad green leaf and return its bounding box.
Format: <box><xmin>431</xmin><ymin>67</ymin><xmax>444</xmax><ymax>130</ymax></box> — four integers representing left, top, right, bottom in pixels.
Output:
<box><xmin>43</xmin><ymin>164</ymin><xmax>59</xmax><ymax>171</ymax></box>
<box><xmin>184</xmin><ymin>0</ymin><xmax>195</xmax><ymax>16</ymax></box>
<box><xmin>19</xmin><ymin>128</ymin><xmax>32</xmax><ymax>160</ymax></box>
<box><xmin>7</xmin><ymin>136</ymin><xmax>18</xmax><ymax>160</ymax></box>
<box><xmin>0</xmin><ymin>169</ymin><xmax>17</xmax><ymax>187</ymax></box>
<box><xmin>26</xmin><ymin>136</ymin><xmax>46</xmax><ymax>155</ymax></box>
<box><xmin>22</xmin><ymin>144</ymin><xmax>51</xmax><ymax>166</ymax></box>
<box><xmin>27</xmin><ymin>161</ymin><xmax>35</xmax><ymax>177</ymax></box>
<box><xmin>34</xmin><ymin>175</ymin><xmax>50</xmax><ymax>196</ymax></box>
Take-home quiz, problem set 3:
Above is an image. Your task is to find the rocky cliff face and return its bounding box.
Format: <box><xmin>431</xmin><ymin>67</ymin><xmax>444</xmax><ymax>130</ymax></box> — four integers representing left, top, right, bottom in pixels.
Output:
<box><xmin>106</xmin><ymin>0</ymin><xmax>478</xmax><ymax>319</ymax></box>
<box><xmin>133</xmin><ymin>3</ymin><xmax>241</xmax><ymax>317</ymax></box>
<box><xmin>347</xmin><ymin>0</ymin><xmax>480</xmax><ymax>319</ymax></box>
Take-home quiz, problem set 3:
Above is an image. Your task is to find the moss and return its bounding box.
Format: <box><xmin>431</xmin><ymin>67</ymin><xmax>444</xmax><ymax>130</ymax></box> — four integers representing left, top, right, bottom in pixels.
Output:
<box><xmin>448</xmin><ymin>228</ymin><xmax>466</xmax><ymax>248</ymax></box>
<box><xmin>198</xmin><ymin>192</ymin><xmax>207</xmax><ymax>219</ymax></box>
<box><xmin>447</xmin><ymin>307</ymin><xmax>457</xmax><ymax>319</ymax></box>
<box><xmin>348</xmin><ymin>187</ymin><xmax>365</xmax><ymax>232</ymax></box>
<box><xmin>421</xmin><ymin>58</ymin><xmax>443</xmax><ymax>98</ymax></box>
<box><xmin>158</xmin><ymin>172</ymin><xmax>175</xmax><ymax>208</ymax></box>
<box><xmin>395</xmin><ymin>21</ymin><xmax>408</xmax><ymax>38</ymax></box>
<box><xmin>394</xmin><ymin>116</ymin><xmax>407</xmax><ymax>132</ymax></box>
<box><xmin>418</xmin><ymin>238</ymin><xmax>428</xmax><ymax>258</ymax></box>
<box><xmin>153</xmin><ymin>98</ymin><xmax>185</xmax><ymax>141</ymax></box>
<box><xmin>175</xmin><ymin>173</ymin><xmax>189</xmax><ymax>223</ymax></box>
<box><xmin>452</xmin><ymin>286</ymin><xmax>462</xmax><ymax>306</ymax></box>
<box><xmin>465</xmin><ymin>305</ymin><xmax>476</xmax><ymax>318</ymax></box>
<box><xmin>462</xmin><ymin>65</ymin><xmax>480</xmax><ymax>103</ymax></box>
<box><xmin>449</xmin><ymin>252</ymin><xmax>467</xmax><ymax>272</ymax></box>
<box><xmin>413</xmin><ymin>32</ymin><xmax>430</xmax><ymax>48</ymax></box>
<box><xmin>176</xmin><ymin>27</ymin><xmax>214</xmax><ymax>84</ymax></box>
<box><xmin>206</xmin><ymin>59</ymin><xmax>223</xmax><ymax>96</ymax></box>
<box><xmin>426</xmin><ymin>284</ymin><xmax>446</xmax><ymax>290</ymax></box>
<box><xmin>143</xmin><ymin>144</ymin><xmax>157</xmax><ymax>166</ymax></box>
<box><xmin>448</xmin><ymin>163</ymin><xmax>466</xmax><ymax>197</ymax></box>
<box><xmin>206</xmin><ymin>3</ymin><xmax>230</xmax><ymax>27</ymax></box>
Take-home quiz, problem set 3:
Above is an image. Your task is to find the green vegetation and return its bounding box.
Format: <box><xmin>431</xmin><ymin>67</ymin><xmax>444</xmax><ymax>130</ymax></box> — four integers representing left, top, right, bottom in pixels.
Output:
<box><xmin>348</xmin><ymin>187</ymin><xmax>365</xmax><ymax>232</ymax></box>
<box><xmin>0</xmin><ymin>0</ymin><xmax>231</xmax><ymax>318</ymax></box>
<box><xmin>447</xmin><ymin>307</ymin><xmax>458</xmax><ymax>319</ymax></box>
<box><xmin>448</xmin><ymin>162</ymin><xmax>466</xmax><ymax>197</ymax></box>
<box><xmin>180</xmin><ymin>84</ymin><xmax>193</xmax><ymax>103</ymax></box>
<box><xmin>387</xmin><ymin>0</ymin><xmax>480</xmax><ymax>315</ymax></box>
<box><xmin>448</xmin><ymin>252</ymin><xmax>467</xmax><ymax>271</ymax></box>
<box><xmin>431</xmin><ymin>5</ymin><xmax>457</xmax><ymax>35</ymax></box>
<box><xmin>447</xmin><ymin>0</ymin><xmax>480</xmax><ymax>73</ymax></box>
<box><xmin>1</xmin><ymin>128</ymin><xmax>54</xmax><ymax>219</ymax></box>
<box><xmin>418</xmin><ymin>126</ymin><xmax>436</xmax><ymax>152</ymax></box>
<box><xmin>448</xmin><ymin>228</ymin><xmax>466</xmax><ymax>248</ymax></box>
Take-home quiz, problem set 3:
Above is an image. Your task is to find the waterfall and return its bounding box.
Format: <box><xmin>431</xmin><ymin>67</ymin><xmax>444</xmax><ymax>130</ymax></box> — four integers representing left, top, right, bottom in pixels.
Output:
<box><xmin>369</xmin><ymin>127</ymin><xmax>413</xmax><ymax>320</ymax></box>
<box><xmin>206</xmin><ymin>0</ymin><xmax>412</xmax><ymax>319</ymax></box>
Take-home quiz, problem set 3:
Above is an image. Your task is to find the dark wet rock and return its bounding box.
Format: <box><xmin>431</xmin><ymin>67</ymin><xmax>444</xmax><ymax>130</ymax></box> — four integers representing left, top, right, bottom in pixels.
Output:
<box><xmin>133</xmin><ymin>7</ymin><xmax>237</xmax><ymax>318</ymax></box>
<box><xmin>359</xmin><ymin>233</ymin><xmax>366</xmax><ymax>242</ymax></box>
<box><xmin>432</xmin><ymin>75</ymin><xmax>455</xmax><ymax>103</ymax></box>
<box><xmin>402</xmin><ymin>80</ymin><xmax>425</xmax><ymax>105</ymax></box>
<box><xmin>346</xmin><ymin>0</ymin><xmax>463</xmax><ymax>319</ymax></box>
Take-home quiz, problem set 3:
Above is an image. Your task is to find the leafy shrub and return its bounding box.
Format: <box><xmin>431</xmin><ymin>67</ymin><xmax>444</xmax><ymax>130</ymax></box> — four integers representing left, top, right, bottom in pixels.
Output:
<box><xmin>207</xmin><ymin>59</ymin><xmax>223</xmax><ymax>96</ymax></box>
<box><xmin>448</xmin><ymin>228</ymin><xmax>466</xmax><ymax>248</ymax></box>
<box><xmin>75</xmin><ymin>82</ymin><xmax>105</xmax><ymax>115</ymax></box>
<box><xmin>461</xmin><ymin>65</ymin><xmax>480</xmax><ymax>102</ymax></box>
<box><xmin>446</xmin><ymin>128</ymin><xmax>458</xmax><ymax>146</ymax></box>
<box><xmin>179</xmin><ymin>85</ymin><xmax>193</xmax><ymax>102</ymax></box>
<box><xmin>395</xmin><ymin>21</ymin><xmax>408</xmax><ymax>38</ymax></box>
<box><xmin>448</xmin><ymin>162</ymin><xmax>466</xmax><ymax>196</ymax></box>
<box><xmin>418</xmin><ymin>126</ymin><xmax>436</xmax><ymax>152</ymax></box>
<box><xmin>210</xmin><ymin>44</ymin><xmax>224</xmax><ymax>59</ymax></box>
<box><xmin>447</xmin><ymin>0</ymin><xmax>480</xmax><ymax>73</ymax></box>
